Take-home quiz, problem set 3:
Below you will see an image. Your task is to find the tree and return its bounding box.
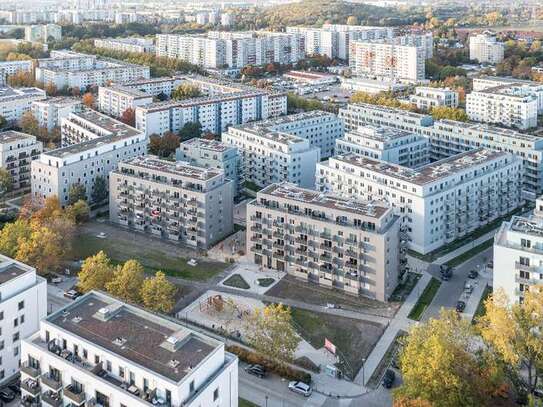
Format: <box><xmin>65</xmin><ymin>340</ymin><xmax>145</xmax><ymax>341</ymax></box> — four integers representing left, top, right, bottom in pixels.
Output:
<box><xmin>91</xmin><ymin>176</ymin><xmax>108</xmax><ymax>204</ymax></box>
<box><xmin>16</xmin><ymin>225</ymin><xmax>65</xmax><ymax>273</ymax></box>
<box><xmin>430</xmin><ymin>106</ymin><xmax>468</xmax><ymax>122</ymax></box>
<box><xmin>346</xmin><ymin>15</ymin><xmax>359</xmax><ymax>25</ymax></box>
<box><xmin>0</xmin><ymin>168</ymin><xmax>12</xmax><ymax>196</ymax></box>
<box><xmin>0</xmin><ymin>115</ymin><xmax>6</xmax><ymax>129</ymax></box>
<box><xmin>82</xmin><ymin>92</ymin><xmax>94</xmax><ymax>108</ymax></box>
<box><xmin>478</xmin><ymin>288</ymin><xmax>543</xmax><ymax>394</ymax></box>
<box><xmin>120</xmin><ymin>108</ymin><xmax>135</xmax><ymax>127</ymax></box>
<box><xmin>66</xmin><ymin>200</ymin><xmax>90</xmax><ymax>224</ymax></box>
<box><xmin>0</xmin><ymin>219</ymin><xmax>32</xmax><ymax>258</ymax></box>
<box><xmin>19</xmin><ymin>111</ymin><xmax>39</xmax><ymax>136</ymax></box>
<box><xmin>77</xmin><ymin>251</ymin><xmax>115</xmax><ymax>293</ymax></box>
<box><xmin>68</xmin><ymin>183</ymin><xmax>87</xmax><ymax>205</ymax></box>
<box><xmin>178</xmin><ymin>122</ymin><xmax>202</xmax><ymax>142</ymax></box>
<box><xmin>171</xmin><ymin>83</ymin><xmax>202</xmax><ymax>100</ymax></box>
<box><xmin>245</xmin><ymin>304</ymin><xmax>300</xmax><ymax>364</ymax></box>
<box><xmin>141</xmin><ymin>271</ymin><xmax>177</xmax><ymax>313</ymax></box>
<box><xmin>106</xmin><ymin>259</ymin><xmax>145</xmax><ymax>303</ymax></box>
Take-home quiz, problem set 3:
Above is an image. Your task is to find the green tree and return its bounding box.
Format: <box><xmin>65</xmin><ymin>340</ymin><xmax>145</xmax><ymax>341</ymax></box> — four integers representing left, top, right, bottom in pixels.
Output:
<box><xmin>245</xmin><ymin>304</ymin><xmax>300</xmax><ymax>364</ymax></box>
<box><xmin>77</xmin><ymin>251</ymin><xmax>115</xmax><ymax>293</ymax></box>
<box><xmin>66</xmin><ymin>200</ymin><xmax>90</xmax><ymax>224</ymax></box>
<box><xmin>0</xmin><ymin>219</ymin><xmax>32</xmax><ymax>258</ymax></box>
<box><xmin>346</xmin><ymin>15</ymin><xmax>359</xmax><ymax>25</ymax></box>
<box><xmin>68</xmin><ymin>183</ymin><xmax>87</xmax><ymax>205</ymax></box>
<box><xmin>0</xmin><ymin>115</ymin><xmax>6</xmax><ymax>129</ymax></box>
<box><xmin>0</xmin><ymin>168</ymin><xmax>12</xmax><ymax>196</ymax></box>
<box><xmin>178</xmin><ymin>122</ymin><xmax>202</xmax><ymax>142</ymax></box>
<box><xmin>430</xmin><ymin>106</ymin><xmax>468</xmax><ymax>122</ymax></box>
<box><xmin>91</xmin><ymin>176</ymin><xmax>108</xmax><ymax>204</ymax></box>
<box><xmin>141</xmin><ymin>271</ymin><xmax>177</xmax><ymax>313</ymax></box>
<box><xmin>172</xmin><ymin>83</ymin><xmax>202</xmax><ymax>100</ymax></box>
<box><xmin>106</xmin><ymin>259</ymin><xmax>145</xmax><ymax>303</ymax></box>
<box><xmin>16</xmin><ymin>225</ymin><xmax>65</xmax><ymax>274</ymax></box>
<box><xmin>19</xmin><ymin>111</ymin><xmax>39</xmax><ymax>136</ymax></box>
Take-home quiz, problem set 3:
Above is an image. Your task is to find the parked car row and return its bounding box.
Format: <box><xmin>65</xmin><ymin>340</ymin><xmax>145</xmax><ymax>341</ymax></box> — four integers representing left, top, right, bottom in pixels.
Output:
<box><xmin>244</xmin><ymin>364</ymin><xmax>313</xmax><ymax>397</ymax></box>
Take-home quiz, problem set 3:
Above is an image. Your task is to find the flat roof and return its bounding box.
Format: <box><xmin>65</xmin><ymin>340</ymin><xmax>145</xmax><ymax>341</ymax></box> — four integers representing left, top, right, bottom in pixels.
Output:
<box><xmin>47</xmin><ymin>292</ymin><xmax>218</xmax><ymax>383</ymax></box>
<box><xmin>436</xmin><ymin>120</ymin><xmax>542</xmax><ymax>142</ymax></box>
<box><xmin>260</xmin><ymin>182</ymin><xmax>389</xmax><ymax>219</ymax></box>
<box><xmin>0</xmin><ymin>86</ymin><xmax>44</xmax><ymax>101</ymax></box>
<box><xmin>120</xmin><ymin>156</ymin><xmax>222</xmax><ymax>181</ymax></box>
<box><xmin>332</xmin><ymin>148</ymin><xmax>510</xmax><ymax>186</ymax></box>
<box><xmin>231</xmin><ymin>125</ymin><xmax>306</xmax><ymax>145</ymax></box>
<box><xmin>0</xmin><ymin>130</ymin><xmax>34</xmax><ymax>143</ymax></box>
<box><xmin>181</xmin><ymin>138</ymin><xmax>233</xmax><ymax>153</ymax></box>
<box><xmin>33</xmin><ymin>96</ymin><xmax>82</xmax><ymax>106</ymax></box>
<box><xmin>0</xmin><ymin>264</ymin><xmax>28</xmax><ymax>285</ymax></box>
<box><xmin>475</xmin><ymin>76</ymin><xmax>542</xmax><ymax>87</ymax></box>
<box><xmin>509</xmin><ymin>215</ymin><xmax>543</xmax><ymax>238</ymax></box>
<box><xmin>258</xmin><ymin>110</ymin><xmax>337</xmax><ymax>127</ymax></box>
<box><xmin>347</xmin><ymin>125</ymin><xmax>413</xmax><ymax>142</ymax></box>
<box><xmin>103</xmin><ymin>84</ymin><xmax>152</xmax><ymax>99</ymax></box>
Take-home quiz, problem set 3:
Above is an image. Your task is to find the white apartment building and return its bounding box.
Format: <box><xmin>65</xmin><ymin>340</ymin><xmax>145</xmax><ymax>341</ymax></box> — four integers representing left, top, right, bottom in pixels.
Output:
<box><xmin>494</xmin><ymin>196</ymin><xmax>543</xmax><ymax>304</ymax></box>
<box><xmin>98</xmin><ymin>85</ymin><xmax>154</xmax><ymax>118</ymax></box>
<box><xmin>335</xmin><ymin>125</ymin><xmax>429</xmax><ymax>168</ymax></box>
<box><xmin>222</xmin><ymin>122</ymin><xmax>320</xmax><ymax>189</ymax></box>
<box><xmin>469</xmin><ymin>32</ymin><xmax>505</xmax><ymax>64</ymax></box>
<box><xmin>393</xmin><ymin>33</ymin><xmax>433</xmax><ymax>60</ymax></box>
<box><xmin>317</xmin><ymin>149</ymin><xmax>523</xmax><ymax>254</ymax></box>
<box><xmin>31</xmin><ymin>97</ymin><xmax>82</xmax><ymax>132</ymax></box>
<box><xmin>21</xmin><ymin>291</ymin><xmax>238</xmax><ymax>407</ymax></box>
<box><xmin>349</xmin><ymin>40</ymin><xmax>425</xmax><ymax>82</ymax></box>
<box><xmin>117</xmin><ymin>76</ymin><xmax>186</xmax><ymax>98</ymax></box>
<box><xmin>24</xmin><ymin>24</ymin><xmax>61</xmax><ymax>42</ymax></box>
<box><xmin>286</xmin><ymin>25</ymin><xmax>393</xmax><ymax>60</ymax></box>
<box><xmin>35</xmin><ymin>51</ymin><xmax>150</xmax><ymax>91</ymax></box>
<box><xmin>94</xmin><ymin>38</ymin><xmax>156</xmax><ymax>54</ymax></box>
<box><xmin>409</xmin><ymin>87</ymin><xmax>459</xmax><ymax>110</ymax></box>
<box><xmin>466</xmin><ymin>85</ymin><xmax>538</xmax><ymax>130</ymax></box>
<box><xmin>176</xmin><ymin>138</ymin><xmax>242</xmax><ymax>193</ymax></box>
<box><xmin>473</xmin><ymin>76</ymin><xmax>543</xmax><ymax>113</ymax></box>
<box><xmin>340</xmin><ymin>77</ymin><xmax>409</xmax><ymax>95</ymax></box>
<box><xmin>0</xmin><ymin>131</ymin><xmax>43</xmax><ymax>191</ymax></box>
<box><xmin>339</xmin><ymin>103</ymin><xmax>543</xmax><ymax>199</ymax></box>
<box><xmin>0</xmin><ymin>255</ymin><xmax>46</xmax><ymax>386</ymax></box>
<box><xmin>0</xmin><ymin>86</ymin><xmax>46</xmax><ymax>123</ymax></box>
<box><xmin>110</xmin><ymin>156</ymin><xmax>234</xmax><ymax>249</ymax></box>
<box><xmin>31</xmin><ymin>110</ymin><xmax>147</xmax><ymax>206</ymax></box>
<box><xmin>0</xmin><ymin>60</ymin><xmax>33</xmax><ymax>86</ymax></box>
<box><xmin>246</xmin><ymin>182</ymin><xmax>401</xmax><ymax>301</ymax></box>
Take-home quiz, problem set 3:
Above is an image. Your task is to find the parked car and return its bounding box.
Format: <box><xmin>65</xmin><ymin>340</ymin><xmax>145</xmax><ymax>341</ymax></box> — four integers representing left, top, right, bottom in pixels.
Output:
<box><xmin>382</xmin><ymin>369</ymin><xmax>395</xmax><ymax>388</ymax></box>
<box><xmin>440</xmin><ymin>265</ymin><xmax>453</xmax><ymax>281</ymax></box>
<box><xmin>0</xmin><ymin>388</ymin><xmax>15</xmax><ymax>402</ymax></box>
<box><xmin>7</xmin><ymin>381</ymin><xmax>20</xmax><ymax>395</ymax></box>
<box><xmin>245</xmin><ymin>364</ymin><xmax>266</xmax><ymax>378</ymax></box>
<box><xmin>468</xmin><ymin>270</ymin><xmax>478</xmax><ymax>279</ymax></box>
<box><xmin>464</xmin><ymin>282</ymin><xmax>474</xmax><ymax>294</ymax></box>
<box><xmin>456</xmin><ymin>301</ymin><xmax>466</xmax><ymax>312</ymax></box>
<box><xmin>51</xmin><ymin>276</ymin><xmax>63</xmax><ymax>284</ymax></box>
<box><xmin>486</xmin><ymin>261</ymin><xmax>494</xmax><ymax>269</ymax></box>
<box><xmin>63</xmin><ymin>289</ymin><xmax>81</xmax><ymax>300</ymax></box>
<box><xmin>288</xmin><ymin>381</ymin><xmax>312</xmax><ymax>397</ymax></box>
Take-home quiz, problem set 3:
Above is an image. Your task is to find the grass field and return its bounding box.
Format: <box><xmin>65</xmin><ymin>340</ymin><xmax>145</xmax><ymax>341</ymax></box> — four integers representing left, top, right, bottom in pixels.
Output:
<box><xmin>407</xmin><ymin>278</ymin><xmax>442</xmax><ymax>321</ymax></box>
<box><xmin>69</xmin><ymin>233</ymin><xmax>227</xmax><ymax>281</ymax></box>
<box><xmin>223</xmin><ymin>274</ymin><xmax>250</xmax><ymax>289</ymax></box>
<box><xmin>239</xmin><ymin>399</ymin><xmax>259</xmax><ymax>407</ymax></box>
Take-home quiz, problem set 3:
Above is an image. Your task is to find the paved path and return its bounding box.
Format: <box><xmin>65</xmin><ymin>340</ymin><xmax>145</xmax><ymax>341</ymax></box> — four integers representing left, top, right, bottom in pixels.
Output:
<box><xmin>433</xmin><ymin>229</ymin><xmax>497</xmax><ymax>266</ymax></box>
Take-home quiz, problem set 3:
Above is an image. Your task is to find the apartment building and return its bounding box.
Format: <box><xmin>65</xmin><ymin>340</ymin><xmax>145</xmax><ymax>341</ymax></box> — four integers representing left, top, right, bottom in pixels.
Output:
<box><xmin>94</xmin><ymin>37</ymin><xmax>156</xmax><ymax>54</ymax></box>
<box><xmin>409</xmin><ymin>87</ymin><xmax>459</xmax><ymax>110</ymax></box>
<box><xmin>473</xmin><ymin>76</ymin><xmax>543</xmax><ymax>113</ymax></box>
<box><xmin>340</xmin><ymin>77</ymin><xmax>409</xmax><ymax>95</ymax></box>
<box><xmin>335</xmin><ymin>125</ymin><xmax>429</xmax><ymax>168</ymax></box>
<box><xmin>286</xmin><ymin>25</ymin><xmax>393</xmax><ymax>60</ymax></box>
<box><xmin>469</xmin><ymin>32</ymin><xmax>504</xmax><ymax>64</ymax></box>
<box><xmin>317</xmin><ymin>149</ymin><xmax>523</xmax><ymax>254</ymax></box>
<box><xmin>31</xmin><ymin>110</ymin><xmax>147</xmax><ymax>205</ymax></box>
<box><xmin>24</xmin><ymin>24</ymin><xmax>61</xmax><ymax>42</ymax></box>
<box><xmin>0</xmin><ymin>131</ymin><xmax>42</xmax><ymax>192</ymax></box>
<box><xmin>349</xmin><ymin>40</ymin><xmax>425</xmax><ymax>82</ymax></box>
<box><xmin>246</xmin><ymin>183</ymin><xmax>401</xmax><ymax>301</ymax></box>
<box><xmin>176</xmin><ymin>138</ymin><xmax>241</xmax><ymax>194</ymax></box>
<box><xmin>20</xmin><ymin>291</ymin><xmax>238</xmax><ymax>407</ymax></box>
<box><xmin>31</xmin><ymin>97</ymin><xmax>82</xmax><ymax>132</ymax></box>
<box><xmin>493</xmin><ymin>196</ymin><xmax>543</xmax><ymax>304</ymax></box>
<box><xmin>35</xmin><ymin>51</ymin><xmax>150</xmax><ymax>91</ymax></box>
<box><xmin>339</xmin><ymin>103</ymin><xmax>543</xmax><ymax>199</ymax></box>
<box><xmin>0</xmin><ymin>60</ymin><xmax>33</xmax><ymax>86</ymax></box>
<box><xmin>110</xmin><ymin>156</ymin><xmax>234</xmax><ymax>249</ymax></box>
<box><xmin>0</xmin><ymin>254</ymin><xmax>47</xmax><ymax>386</ymax></box>
<box><xmin>0</xmin><ymin>87</ymin><xmax>46</xmax><ymax>124</ymax></box>
<box><xmin>98</xmin><ymin>85</ymin><xmax>154</xmax><ymax>118</ymax></box>
<box><xmin>466</xmin><ymin>85</ymin><xmax>538</xmax><ymax>130</ymax></box>
<box><xmin>222</xmin><ymin>121</ymin><xmax>319</xmax><ymax>189</ymax></box>
<box><xmin>117</xmin><ymin>76</ymin><xmax>186</xmax><ymax>98</ymax></box>
<box><xmin>393</xmin><ymin>33</ymin><xmax>433</xmax><ymax>60</ymax></box>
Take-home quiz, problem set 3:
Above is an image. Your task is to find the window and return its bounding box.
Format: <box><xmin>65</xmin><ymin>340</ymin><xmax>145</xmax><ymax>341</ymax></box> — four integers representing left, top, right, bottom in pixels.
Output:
<box><xmin>18</xmin><ymin>301</ymin><xmax>24</xmax><ymax>310</ymax></box>
<box><xmin>12</xmin><ymin>332</ymin><xmax>19</xmax><ymax>342</ymax></box>
<box><xmin>213</xmin><ymin>388</ymin><xmax>219</xmax><ymax>401</ymax></box>
<box><xmin>106</xmin><ymin>360</ymin><xmax>111</xmax><ymax>372</ymax></box>
<box><xmin>13</xmin><ymin>347</ymin><xmax>18</xmax><ymax>356</ymax></box>
<box><xmin>119</xmin><ymin>366</ymin><xmax>124</xmax><ymax>378</ymax></box>
<box><xmin>189</xmin><ymin>380</ymin><xmax>195</xmax><ymax>393</ymax></box>
<box><xmin>20</xmin><ymin>315</ymin><xmax>24</xmax><ymax>324</ymax></box>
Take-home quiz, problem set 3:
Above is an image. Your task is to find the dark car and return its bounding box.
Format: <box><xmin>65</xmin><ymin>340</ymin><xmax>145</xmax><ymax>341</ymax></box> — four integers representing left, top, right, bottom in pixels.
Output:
<box><xmin>382</xmin><ymin>369</ymin><xmax>395</xmax><ymax>388</ymax></box>
<box><xmin>468</xmin><ymin>270</ymin><xmax>478</xmax><ymax>279</ymax></box>
<box><xmin>0</xmin><ymin>388</ymin><xmax>15</xmax><ymax>402</ymax></box>
<box><xmin>245</xmin><ymin>364</ymin><xmax>266</xmax><ymax>378</ymax></box>
<box><xmin>456</xmin><ymin>300</ymin><xmax>466</xmax><ymax>312</ymax></box>
<box><xmin>7</xmin><ymin>381</ymin><xmax>20</xmax><ymax>395</ymax></box>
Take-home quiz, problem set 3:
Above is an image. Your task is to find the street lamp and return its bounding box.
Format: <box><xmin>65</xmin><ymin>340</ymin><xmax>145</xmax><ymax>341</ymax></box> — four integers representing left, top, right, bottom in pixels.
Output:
<box><xmin>265</xmin><ymin>395</ymin><xmax>268</xmax><ymax>407</ymax></box>
<box><xmin>361</xmin><ymin>358</ymin><xmax>366</xmax><ymax>388</ymax></box>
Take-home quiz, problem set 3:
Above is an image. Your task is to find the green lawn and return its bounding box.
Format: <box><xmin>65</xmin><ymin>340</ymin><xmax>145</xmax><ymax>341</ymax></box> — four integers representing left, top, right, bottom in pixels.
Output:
<box><xmin>257</xmin><ymin>277</ymin><xmax>275</xmax><ymax>287</ymax></box>
<box><xmin>389</xmin><ymin>272</ymin><xmax>421</xmax><ymax>302</ymax></box>
<box><xmin>69</xmin><ymin>234</ymin><xmax>227</xmax><ymax>281</ymax></box>
<box><xmin>408</xmin><ymin>278</ymin><xmax>442</xmax><ymax>321</ymax></box>
<box><xmin>222</xmin><ymin>274</ymin><xmax>250</xmax><ymax>289</ymax></box>
<box><xmin>445</xmin><ymin>239</ymin><xmax>494</xmax><ymax>268</ymax></box>
<box><xmin>239</xmin><ymin>399</ymin><xmax>259</xmax><ymax>407</ymax></box>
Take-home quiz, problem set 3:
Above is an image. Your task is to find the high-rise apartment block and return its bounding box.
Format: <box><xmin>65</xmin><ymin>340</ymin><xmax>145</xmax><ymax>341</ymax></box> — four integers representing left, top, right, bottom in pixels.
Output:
<box><xmin>0</xmin><ymin>60</ymin><xmax>33</xmax><ymax>87</ymax></box>
<box><xmin>246</xmin><ymin>183</ymin><xmax>401</xmax><ymax>301</ymax></box>
<box><xmin>109</xmin><ymin>156</ymin><xmax>234</xmax><ymax>249</ymax></box>
<box><xmin>0</xmin><ymin>131</ymin><xmax>42</xmax><ymax>192</ymax></box>
<box><xmin>21</xmin><ymin>291</ymin><xmax>238</xmax><ymax>407</ymax></box>
<box><xmin>469</xmin><ymin>32</ymin><xmax>504</xmax><ymax>64</ymax></box>
<box><xmin>409</xmin><ymin>87</ymin><xmax>459</xmax><ymax>110</ymax></box>
<box><xmin>94</xmin><ymin>38</ymin><xmax>156</xmax><ymax>54</ymax></box>
<box><xmin>473</xmin><ymin>76</ymin><xmax>543</xmax><ymax>113</ymax></box>
<box><xmin>0</xmin><ymin>86</ymin><xmax>46</xmax><ymax>123</ymax></box>
<box><xmin>317</xmin><ymin>149</ymin><xmax>523</xmax><ymax>254</ymax></box>
<box><xmin>24</xmin><ymin>24</ymin><xmax>61</xmax><ymax>42</ymax></box>
<box><xmin>31</xmin><ymin>97</ymin><xmax>83</xmax><ymax>132</ymax></box>
<box><xmin>98</xmin><ymin>85</ymin><xmax>154</xmax><ymax>118</ymax></box>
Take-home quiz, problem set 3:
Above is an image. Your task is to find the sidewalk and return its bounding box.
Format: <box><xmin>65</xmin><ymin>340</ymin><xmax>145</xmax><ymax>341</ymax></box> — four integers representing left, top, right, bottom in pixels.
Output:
<box><xmin>433</xmin><ymin>229</ymin><xmax>497</xmax><ymax>266</ymax></box>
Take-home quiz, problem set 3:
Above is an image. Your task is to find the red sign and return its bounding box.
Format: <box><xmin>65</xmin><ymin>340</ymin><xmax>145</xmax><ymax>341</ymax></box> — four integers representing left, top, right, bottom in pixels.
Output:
<box><xmin>324</xmin><ymin>338</ymin><xmax>336</xmax><ymax>355</ymax></box>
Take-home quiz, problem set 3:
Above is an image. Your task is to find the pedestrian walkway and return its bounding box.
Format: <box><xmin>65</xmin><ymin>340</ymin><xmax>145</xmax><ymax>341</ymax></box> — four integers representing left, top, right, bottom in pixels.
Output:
<box><xmin>433</xmin><ymin>229</ymin><xmax>497</xmax><ymax>266</ymax></box>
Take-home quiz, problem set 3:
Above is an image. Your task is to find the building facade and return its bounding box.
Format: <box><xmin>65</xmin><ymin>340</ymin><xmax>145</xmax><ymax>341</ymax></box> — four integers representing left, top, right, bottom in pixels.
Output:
<box><xmin>0</xmin><ymin>60</ymin><xmax>33</xmax><ymax>87</ymax></box>
<box><xmin>20</xmin><ymin>291</ymin><xmax>238</xmax><ymax>407</ymax></box>
<box><xmin>109</xmin><ymin>156</ymin><xmax>234</xmax><ymax>249</ymax></box>
<box><xmin>94</xmin><ymin>38</ymin><xmax>155</xmax><ymax>54</ymax></box>
<box><xmin>469</xmin><ymin>33</ymin><xmax>504</xmax><ymax>64</ymax></box>
<box><xmin>31</xmin><ymin>97</ymin><xmax>83</xmax><ymax>132</ymax></box>
<box><xmin>246</xmin><ymin>183</ymin><xmax>401</xmax><ymax>301</ymax></box>
<box><xmin>0</xmin><ymin>87</ymin><xmax>46</xmax><ymax>123</ymax></box>
<box><xmin>98</xmin><ymin>85</ymin><xmax>154</xmax><ymax>118</ymax></box>
<box><xmin>409</xmin><ymin>87</ymin><xmax>459</xmax><ymax>110</ymax></box>
<box><xmin>24</xmin><ymin>24</ymin><xmax>61</xmax><ymax>42</ymax></box>
<box><xmin>473</xmin><ymin>76</ymin><xmax>543</xmax><ymax>113</ymax></box>
<box><xmin>0</xmin><ymin>254</ymin><xmax>47</xmax><ymax>387</ymax></box>
<box><xmin>317</xmin><ymin>149</ymin><xmax>523</xmax><ymax>254</ymax></box>
<box><xmin>0</xmin><ymin>131</ymin><xmax>42</xmax><ymax>191</ymax></box>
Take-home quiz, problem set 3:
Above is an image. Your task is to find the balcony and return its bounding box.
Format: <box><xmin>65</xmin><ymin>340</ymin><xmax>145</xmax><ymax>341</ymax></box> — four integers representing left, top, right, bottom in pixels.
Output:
<box><xmin>41</xmin><ymin>374</ymin><xmax>62</xmax><ymax>392</ymax></box>
<box><xmin>20</xmin><ymin>361</ymin><xmax>40</xmax><ymax>378</ymax></box>
<box><xmin>64</xmin><ymin>384</ymin><xmax>86</xmax><ymax>405</ymax></box>
<box><xmin>21</xmin><ymin>378</ymin><xmax>40</xmax><ymax>396</ymax></box>
<box><xmin>42</xmin><ymin>390</ymin><xmax>63</xmax><ymax>407</ymax></box>
<box><xmin>21</xmin><ymin>396</ymin><xmax>40</xmax><ymax>407</ymax></box>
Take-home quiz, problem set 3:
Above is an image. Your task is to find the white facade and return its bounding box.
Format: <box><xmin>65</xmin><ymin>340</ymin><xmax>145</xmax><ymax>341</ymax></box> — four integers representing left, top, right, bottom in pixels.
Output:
<box><xmin>409</xmin><ymin>87</ymin><xmax>459</xmax><ymax>110</ymax></box>
<box><xmin>469</xmin><ymin>33</ymin><xmax>504</xmax><ymax>64</ymax></box>
<box><xmin>340</xmin><ymin>77</ymin><xmax>409</xmax><ymax>94</ymax></box>
<box><xmin>0</xmin><ymin>86</ymin><xmax>47</xmax><ymax>123</ymax></box>
<box><xmin>317</xmin><ymin>149</ymin><xmax>523</xmax><ymax>254</ymax></box>
<box><xmin>31</xmin><ymin>110</ymin><xmax>147</xmax><ymax>206</ymax></box>
<box><xmin>0</xmin><ymin>60</ymin><xmax>33</xmax><ymax>86</ymax></box>
<box><xmin>335</xmin><ymin>125</ymin><xmax>429</xmax><ymax>168</ymax></box>
<box><xmin>21</xmin><ymin>291</ymin><xmax>238</xmax><ymax>407</ymax></box>
<box><xmin>94</xmin><ymin>38</ymin><xmax>156</xmax><ymax>54</ymax></box>
<box><xmin>24</xmin><ymin>24</ymin><xmax>61</xmax><ymax>42</ymax></box>
<box><xmin>0</xmin><ymin>131</ymin><xmax>43</xmax><ymax>191</ymax></box>
<box><xmin>494</xmin><ymin>196</ymin><xmax>543</xmax><ymax>304</ymax></box>
<box><xmin>31</xmin><ymin>97</ymin><xmax>82</xmax><ymax>131</ymax></box>
<box><xmin>98</xmin><ymin>85</ymin><xmax>154</xmax><ymax>118</ymax></box>
<box><xmin>473</xmin><ymin>76</ymin><xmax>543</xmax><ymax>113</ymax></box>
<box><xmin>0</xmin><ymin>255</ymin><xmax>47</xmax><ymax>386</ymax></box>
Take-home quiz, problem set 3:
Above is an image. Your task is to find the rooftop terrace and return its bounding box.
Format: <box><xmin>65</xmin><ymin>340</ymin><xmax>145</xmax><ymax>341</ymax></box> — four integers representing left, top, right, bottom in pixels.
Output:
<box><xmin>0</xmin><ymin>130</ymin><xmax>35</xmax><ymax>144</ymax></box>
<box><xmin>120</xmin><ymin>156</ymin><xmax>222</xmax><ymax>181</ymax></box>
